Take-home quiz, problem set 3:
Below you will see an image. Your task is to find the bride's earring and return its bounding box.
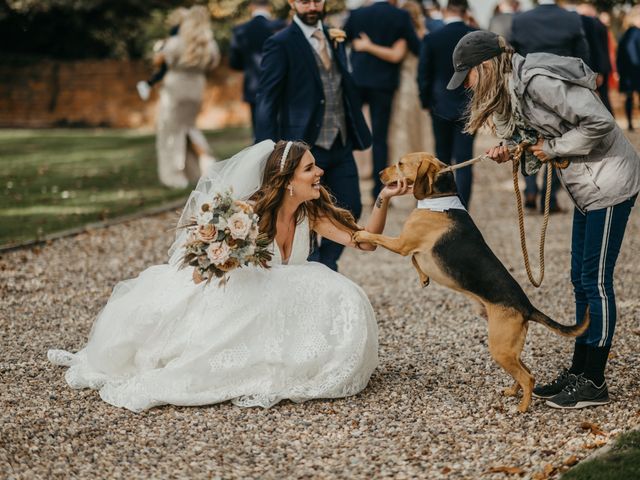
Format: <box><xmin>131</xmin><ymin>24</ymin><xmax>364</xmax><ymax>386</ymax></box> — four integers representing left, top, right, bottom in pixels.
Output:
<box><xmin>288</xmin><ymin>185</ymin><xmax>294</xmax><ymax>197</ymax></box>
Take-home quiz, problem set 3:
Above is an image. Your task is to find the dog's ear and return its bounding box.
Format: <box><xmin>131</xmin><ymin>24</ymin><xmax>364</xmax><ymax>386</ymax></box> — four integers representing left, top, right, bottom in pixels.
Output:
<box><xmin>413</xmin><ymin>158</ymin><xmax>437</xmax><ymax>200</ymax></box>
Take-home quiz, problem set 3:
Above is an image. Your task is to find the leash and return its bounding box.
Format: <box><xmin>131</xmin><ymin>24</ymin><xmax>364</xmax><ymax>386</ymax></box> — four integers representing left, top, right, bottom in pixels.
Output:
<box><xmin>442</xmin><ymin>142</ymin><xmax>567</xmax><ymax>288</ymax></box>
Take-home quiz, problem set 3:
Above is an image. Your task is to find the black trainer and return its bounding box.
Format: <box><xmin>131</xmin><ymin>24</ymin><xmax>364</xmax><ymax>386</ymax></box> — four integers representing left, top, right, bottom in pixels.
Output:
<box><xmin>532</xmin><ymin>369</ymin><xmax>578</xmax><ymax>399</ymax></box>
<box><xmin>545</xmin><ymin>375</ymin><xmax>610</xmax><ymax>409</ymax></box>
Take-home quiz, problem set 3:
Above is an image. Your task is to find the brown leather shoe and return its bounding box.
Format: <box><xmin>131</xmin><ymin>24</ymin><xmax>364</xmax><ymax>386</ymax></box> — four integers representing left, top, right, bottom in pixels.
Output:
<box><xmin>524</xmin><ymin>194</ymin><xmax>537</xmax><ymax>210</ymax></box>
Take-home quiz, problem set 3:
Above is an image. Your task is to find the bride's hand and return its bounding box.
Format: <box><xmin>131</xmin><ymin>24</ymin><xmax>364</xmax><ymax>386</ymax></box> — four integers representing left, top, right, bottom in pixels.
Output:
<box><xmin>380</xmin><ymin>177</ymin><xmax>412</xmax><ymax>199</ymax></box>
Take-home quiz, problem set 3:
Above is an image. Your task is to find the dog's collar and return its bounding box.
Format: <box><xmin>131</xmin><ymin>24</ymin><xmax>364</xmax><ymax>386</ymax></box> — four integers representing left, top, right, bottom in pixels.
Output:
<box><xmin>416</xmin><ymin>195</ymin><xmax>466</xmax><ymax>212</ymax></box>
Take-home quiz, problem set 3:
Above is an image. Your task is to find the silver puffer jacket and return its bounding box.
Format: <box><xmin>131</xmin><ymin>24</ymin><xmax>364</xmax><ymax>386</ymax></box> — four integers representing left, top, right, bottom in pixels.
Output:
<box><xmin>508</xmin><ymin>52</ymin><xmax>640</xmax><ymax>212</ymax></box>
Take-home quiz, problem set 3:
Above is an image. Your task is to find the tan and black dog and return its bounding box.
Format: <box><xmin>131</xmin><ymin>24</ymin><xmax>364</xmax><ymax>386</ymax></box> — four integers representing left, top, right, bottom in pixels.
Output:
<box><xmin>353</xmin><ymin>152</ymin><xmax>589</xmax><ymax>412</ymax></box>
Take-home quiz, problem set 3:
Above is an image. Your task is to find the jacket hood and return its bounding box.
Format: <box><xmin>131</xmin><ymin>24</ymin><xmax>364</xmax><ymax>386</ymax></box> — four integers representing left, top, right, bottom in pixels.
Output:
<box><xmin>511</xmin><ymin>52</ymin><xmax>597</xmax><ymax>98</ymax></box>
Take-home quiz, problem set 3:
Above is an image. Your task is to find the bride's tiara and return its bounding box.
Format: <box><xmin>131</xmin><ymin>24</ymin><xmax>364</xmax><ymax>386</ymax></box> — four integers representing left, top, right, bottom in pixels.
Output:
<box><xmin>279</xmin><ymin>141</ymin><xmax>293</xmax><ymax>173</ymax></box>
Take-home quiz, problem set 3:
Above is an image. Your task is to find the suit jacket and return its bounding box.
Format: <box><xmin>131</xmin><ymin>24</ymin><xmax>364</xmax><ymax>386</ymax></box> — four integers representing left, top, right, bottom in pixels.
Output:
<box><xmin>229</xmin><ymin>15</ymin><xmax>286</xmax><ymax>103</ymax></box>
<box><xmin>344</xmin><ymin>1</ymin><xmax>420</xmax><ymax>90</ymax></box>
<box><xmin>417</xmin><ymin>21</ymin><xmax>476</xmax><ymax>121</ymax></box>
<box><xmin>254</xmin><ymin>22</ymin><xmax>372</xmax><ymax>150</ymax></box>
<box><xmin>581</xmin><ymin>15</ymin><xmax>611</xmax><ymax>75</ymax></box>
<box><xmin>509</xmin><ymin>5</ymin><xmax>590</xmax><ymax>64</ymax></box>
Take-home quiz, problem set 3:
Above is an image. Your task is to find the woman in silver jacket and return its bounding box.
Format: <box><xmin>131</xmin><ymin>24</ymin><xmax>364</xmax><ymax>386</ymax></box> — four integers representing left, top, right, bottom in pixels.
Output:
<box><xmin>447</xmin><ymin>31</ymin><xmax>639</xmax><ymax>410</ymax></box>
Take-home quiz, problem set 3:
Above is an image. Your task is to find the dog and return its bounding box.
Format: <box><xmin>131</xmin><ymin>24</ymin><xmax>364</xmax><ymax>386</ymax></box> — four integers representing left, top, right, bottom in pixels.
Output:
<box><xmin>353</xmin><ymin>152</ymin><xmax>589</xmax><ymax>412</ymax></box>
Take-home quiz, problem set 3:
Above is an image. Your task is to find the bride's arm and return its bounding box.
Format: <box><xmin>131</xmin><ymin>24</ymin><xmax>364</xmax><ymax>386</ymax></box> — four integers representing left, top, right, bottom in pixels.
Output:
<box><xmin>312</xmin><ymin>180</ymin><xmax>411</xmax><ymax>251</ymax></box>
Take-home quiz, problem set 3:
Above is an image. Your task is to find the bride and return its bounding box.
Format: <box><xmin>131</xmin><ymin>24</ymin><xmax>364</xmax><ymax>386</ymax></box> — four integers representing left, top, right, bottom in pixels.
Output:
<box><xmin>48</xmin><ymin>140</ymin><xmax>410</xmax><ymax>412</ymax></box>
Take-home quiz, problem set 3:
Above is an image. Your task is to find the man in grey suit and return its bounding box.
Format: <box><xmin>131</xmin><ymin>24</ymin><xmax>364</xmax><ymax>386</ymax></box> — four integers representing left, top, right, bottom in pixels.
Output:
<box><xmin>509</xmin><ymin>0</ymin><xmax>590</xmax><ymax>213</ymax></box>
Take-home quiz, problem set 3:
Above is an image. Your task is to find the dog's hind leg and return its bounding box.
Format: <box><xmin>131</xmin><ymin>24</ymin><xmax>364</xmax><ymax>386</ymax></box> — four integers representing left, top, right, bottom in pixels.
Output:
<box><xmin>487</xmin><ymin>309</ymin><xmax>534</xmax><ymax>413</ymax></box>
<box><xmin>411</xmin><ymin>255</ymin><xmax>430</xmax><ymax>287</ymax></box>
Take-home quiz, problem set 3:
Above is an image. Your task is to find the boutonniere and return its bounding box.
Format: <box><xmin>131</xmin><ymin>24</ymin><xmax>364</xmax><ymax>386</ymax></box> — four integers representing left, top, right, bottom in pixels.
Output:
<box><xmin>328</xmin><ymin>28</ymin><xmax>346</xmax><ymax>48</ymax></box>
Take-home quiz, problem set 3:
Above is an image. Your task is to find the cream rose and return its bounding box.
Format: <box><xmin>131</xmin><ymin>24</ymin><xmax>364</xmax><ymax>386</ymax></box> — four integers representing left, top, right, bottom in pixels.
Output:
<box><xmin>198</xmin><ymin>224</ymin><xmax>217</xmax><ymax>242</ymax></box>
<box><xmin>227</xmin><ymin>212</ymin><xmax>252</xmax><ymax>240</ymax></box>
<box><xmin>206</xmin><ymin>241</ymin><xmax>231</xmax><ymax>266</ymax></box>
<box><xmin>197</xmin><ymin>210</ymin><xmax>213</xmax><ymax>226</ymax></box>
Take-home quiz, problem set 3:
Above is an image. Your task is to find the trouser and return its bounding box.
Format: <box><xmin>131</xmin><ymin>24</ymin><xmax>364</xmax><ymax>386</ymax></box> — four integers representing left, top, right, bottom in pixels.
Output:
<box><xmin>359</xmin><ymin>87</ymin><xmax>394</xmax><ymax>199</ymax></box>
<box><xmin>597</xmin><ymin>76</ymin><xmax>613</xmax><ymax>115</ymax></box>
<box><xmin>249</xmin><ymin>102</ymin><xmax>257</xmax><ymax>141</ymax></box>
<box><xmin>524</xmin><ymin>164</ymin><xmax>560</xmax><ymax>211</ymax></box>
<box><xmin>624</xmin><ymin>91</ymin><xmax>639</xmax><ymax>129</ymax></box>
<box><xmin>308</xmin><ymin>137</ymin><xmax>362</xmax><ymax>271</ymax></box>
<box><xmin>430</xmin><ymin>114</ymin><xmax>474</xmax><ymax>208</ymax></box>
<box><xmin>571</xmin><ymin>195</ymin><xmax>637</xmax><ymax>348</ymax></box>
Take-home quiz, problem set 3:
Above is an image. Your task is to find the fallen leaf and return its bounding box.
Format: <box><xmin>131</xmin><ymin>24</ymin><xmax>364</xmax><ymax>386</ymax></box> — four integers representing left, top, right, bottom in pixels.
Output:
<box><xmin>580</xmin><ymin>421</ymin><xmax>607</xmax><ymax>436</ymax></box>
<box><xmin>583</xmin><ymin>439</ymin><xmax>608</xmax><ymax>449</ymax></box>
<box><xmin>608</xmin><ymin>351</ymin><xmax>618</xmax><ymax>359</ymax></box>
<box><xmin>484</xmin><ymin>465</ymin><xmax>524</xmax><ymax>475</ymax></box>
<box><xmin>563</xmin><ymin>455</ymin><xmax>579</xmax><ymax>466</ymax></box>
<box><xmin>632</xmin><ymin>329</ymin><xmax>640</xmax><ymax>336</ymax></box>
<box><xmin>441</xmin><ymin>466</ymin><xmax>451</xmax><ymax>474</ymax></box>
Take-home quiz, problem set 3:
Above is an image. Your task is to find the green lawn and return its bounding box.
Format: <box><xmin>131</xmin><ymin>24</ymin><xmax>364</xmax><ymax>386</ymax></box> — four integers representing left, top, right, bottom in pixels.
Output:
<box><xmin>0</xmin><ymin>127</ymin><xmax>252</xmax><ymax>248</ymax></box>
<box><xmin>563</xmin><ymin>429</ymin><xmax>640</xmax><ymax>480</ymax></box>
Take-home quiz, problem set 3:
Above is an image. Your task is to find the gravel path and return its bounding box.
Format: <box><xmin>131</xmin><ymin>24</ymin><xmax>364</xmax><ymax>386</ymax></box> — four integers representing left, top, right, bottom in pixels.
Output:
<box><xmin>2</xmin><ymin>132</ymin><xmax>639</xmax><ymax>479</ymax></box>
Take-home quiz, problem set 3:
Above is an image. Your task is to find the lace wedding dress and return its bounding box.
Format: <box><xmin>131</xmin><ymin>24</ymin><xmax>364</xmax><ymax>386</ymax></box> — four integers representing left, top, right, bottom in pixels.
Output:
<box><xmin>48</xmin><ymin>214</ymin><xmax>378</xmax><ymax>412</ymax></box>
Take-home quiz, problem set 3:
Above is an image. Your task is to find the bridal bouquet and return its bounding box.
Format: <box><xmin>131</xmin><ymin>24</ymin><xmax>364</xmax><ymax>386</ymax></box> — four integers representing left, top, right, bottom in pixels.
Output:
<box><xmin>180</xmin><ymin>189</ymin><xmax>272</xmax><ymax>285</ymax></box>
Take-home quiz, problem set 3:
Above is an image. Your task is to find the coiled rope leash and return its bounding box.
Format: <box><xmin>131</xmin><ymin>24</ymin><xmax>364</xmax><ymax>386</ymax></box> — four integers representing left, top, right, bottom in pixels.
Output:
<box><xmin>442</xmin><ymin>142</ymin><xmax>568</xmax><ymax>288</ymax></box>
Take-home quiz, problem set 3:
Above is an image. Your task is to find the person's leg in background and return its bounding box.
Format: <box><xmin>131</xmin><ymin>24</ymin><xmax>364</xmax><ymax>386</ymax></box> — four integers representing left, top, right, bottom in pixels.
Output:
<box><xmin>624</xmin><ymin>91</ymin><xmax>634</xmax><ymax>131</ymax></box>
<box><xmin>598</xmin><ymin>75</ymin><xmax>614</xmax><ymax>116</ymax></box>
<box><xmin>451</xmin><ymin>121</ymin><xmax>475</xmax><ymax>208</ymax></box>
<box><xmin>309</xmin><ymin>140</ymin><xmax>362</xmax><ymax>271</ymax></box>
<box><xmin>523</xmin><ymin>170</ymin><xmax>539</xmax><ymax>210</ymax></box>
<box><xmin>539</xmin><ymin>164</ymin><xmax>561</xmax><ymax>213</ymax></box>
<box><xmin>249</xmin><ymin>102</ymin><xmax>257</xmax><ymax>142</ymax></box>
<box><xmin>546</xmin><ymin>195</ymin><xmax>636</xmax><ymax>409</ymax></box>
<box><xmin>367</xmin><ymin>88</ymin><xmax>395</xmax><ymax>200</ymax></box>
<box><xmin>430</xmin><ymin>114</ymin><xmax>454</xmax><ymax>166</ymax></box>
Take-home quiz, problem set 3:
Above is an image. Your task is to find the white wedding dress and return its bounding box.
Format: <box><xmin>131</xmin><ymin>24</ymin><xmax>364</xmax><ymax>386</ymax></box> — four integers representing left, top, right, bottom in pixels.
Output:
<box><xmin>48</xmin><ymin>215</ymin><xmax>378</xmax><ymax>412</ymax></box>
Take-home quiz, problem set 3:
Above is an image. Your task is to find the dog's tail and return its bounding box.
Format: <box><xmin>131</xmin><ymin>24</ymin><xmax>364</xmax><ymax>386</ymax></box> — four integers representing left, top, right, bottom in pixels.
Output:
<box><xmin>528</xmin><ymin>307</ymin><xmax>590</xmax><ymax>337</ymax></box>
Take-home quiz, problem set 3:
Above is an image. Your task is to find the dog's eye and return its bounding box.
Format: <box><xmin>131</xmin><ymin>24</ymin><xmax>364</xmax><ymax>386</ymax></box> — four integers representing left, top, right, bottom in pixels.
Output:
<box><xmin>398</xmin><ymin>162</ymin><xmax>403</xmax><ymax>166</ymax></box>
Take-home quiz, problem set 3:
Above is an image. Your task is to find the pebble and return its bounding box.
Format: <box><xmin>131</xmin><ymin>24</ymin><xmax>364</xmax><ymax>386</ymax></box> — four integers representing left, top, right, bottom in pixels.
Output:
<box><xmin>1</xmin><ymin>133</ymin><xmax>639</xmax><ymax>479</ymax></box>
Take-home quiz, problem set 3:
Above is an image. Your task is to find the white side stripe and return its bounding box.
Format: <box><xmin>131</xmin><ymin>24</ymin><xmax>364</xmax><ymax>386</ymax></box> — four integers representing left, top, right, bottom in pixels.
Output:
<box><xmin>598</xmin><ymin>207</ymin><xmax>613</xmax><ymax>347</ymax></box>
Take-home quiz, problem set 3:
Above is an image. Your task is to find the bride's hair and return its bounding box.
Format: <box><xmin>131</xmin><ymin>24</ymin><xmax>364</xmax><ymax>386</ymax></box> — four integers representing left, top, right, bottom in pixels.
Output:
<box><xmin>252</xmin><ymin>140</ymin><xmax>361</xmax><ymax>242</ymax></box>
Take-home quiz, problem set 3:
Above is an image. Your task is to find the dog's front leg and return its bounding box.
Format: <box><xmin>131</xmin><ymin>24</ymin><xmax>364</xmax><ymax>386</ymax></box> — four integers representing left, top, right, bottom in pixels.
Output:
<box><xmin>352</xmin><ymin>230</ymin><xmax>413</xmax><ymax>256</ymax></box>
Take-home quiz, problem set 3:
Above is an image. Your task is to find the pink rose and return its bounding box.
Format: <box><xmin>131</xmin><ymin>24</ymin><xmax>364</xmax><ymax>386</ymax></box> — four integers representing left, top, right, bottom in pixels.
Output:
<box><xmin>198</xmin><ymin>224</ymin><xmax>217</xmax><ymax>242</ymax></box>
<box><xmin>206</xmin><ymin>241</ymin><xmax>231</xmax><ymax>266</ymax></box>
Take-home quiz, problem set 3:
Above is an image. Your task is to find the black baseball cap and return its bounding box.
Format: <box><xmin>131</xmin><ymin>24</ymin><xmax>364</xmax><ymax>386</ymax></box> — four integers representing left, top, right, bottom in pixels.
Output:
<box><xmin>446</xmin><ymin>31</ymin><xmax>507</xmax><ymax>90</ymax></box>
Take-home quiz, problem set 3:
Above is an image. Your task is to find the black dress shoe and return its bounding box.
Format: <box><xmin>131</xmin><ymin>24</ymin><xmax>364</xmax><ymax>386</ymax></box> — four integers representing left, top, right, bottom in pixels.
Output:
<box><xmin>543</xmin><ymin>205</ymin><xmax>566</xmax><ymax>215</ymax></box>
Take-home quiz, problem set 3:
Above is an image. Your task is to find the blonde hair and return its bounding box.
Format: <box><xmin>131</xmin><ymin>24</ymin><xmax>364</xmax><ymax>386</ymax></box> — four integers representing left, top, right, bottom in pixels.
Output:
<box><xmin>166</xmin><ymin>7</ymin><xmax>188</xmax><ymax>28</ymax></box>
<box><xmin>402</xmin><ymin>1</ymin><xmax>426</xmax><ymax>38</ymax></box>
<box><xmin>464</xmin><ymin>49</ymin><xmax>514</xmax><ymax>135</ymax></box>
<box><xmin>625</xmin><ymin>5</ymin><xmax>640</xmax><ymax>29</ymax></box>
<box><xmin>177</xmin><ymin>6</ymin><xmax>215</xmax><ymax>70</ymax></box>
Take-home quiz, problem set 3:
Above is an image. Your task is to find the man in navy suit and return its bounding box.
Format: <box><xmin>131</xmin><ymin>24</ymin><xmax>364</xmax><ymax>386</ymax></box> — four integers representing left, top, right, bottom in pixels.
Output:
<box><xmin>417</xmin><ymin>0</ymin><xmax>476</xmax><ymax>207</ymax></box>
<box><xmin>344</xmin><ymin>0</ymin><xmax>420</xmax><ymax>199</ymax></box>
<box><xmin>229</xmin><ymin>0</ymin><xmax>286</xmax><ymax>138</ymax></box>
<box><xmin>509</xmin><ymin>0</ymin><xmax>591</xmax><ymax>213</ymax></box>
<box><xmin>255</xmin><ymin>0</ymin><xmax>372</xmax><ymax>271</ymax></box>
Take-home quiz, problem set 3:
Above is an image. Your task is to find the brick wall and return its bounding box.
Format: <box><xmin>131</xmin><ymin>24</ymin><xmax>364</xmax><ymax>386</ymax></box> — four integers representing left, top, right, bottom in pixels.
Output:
<box><xmin>0</xmin><ymin>59</ymin><xmax>250</xmax><ymax>129</ymax></box>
